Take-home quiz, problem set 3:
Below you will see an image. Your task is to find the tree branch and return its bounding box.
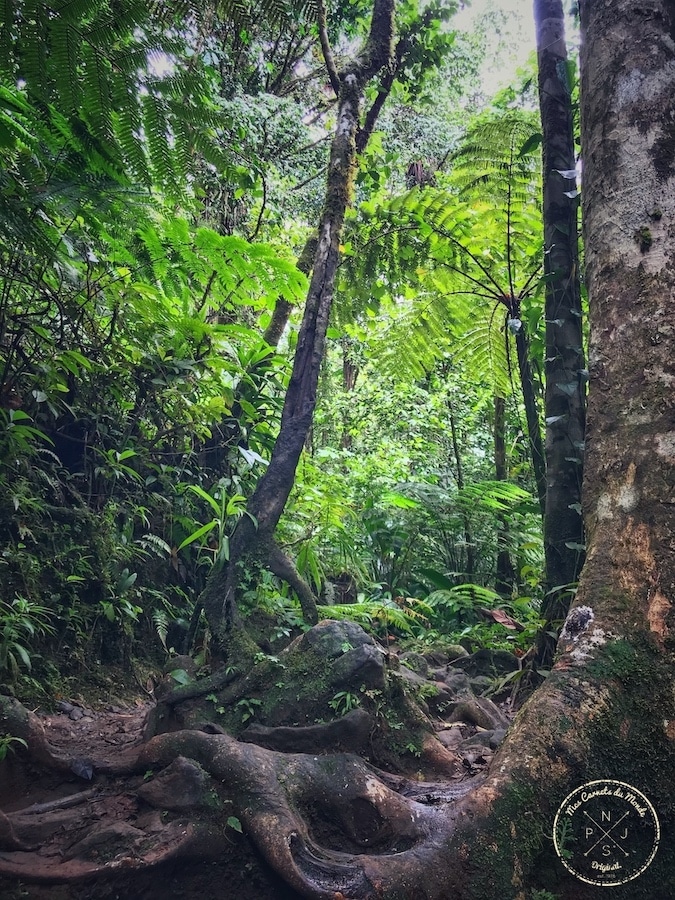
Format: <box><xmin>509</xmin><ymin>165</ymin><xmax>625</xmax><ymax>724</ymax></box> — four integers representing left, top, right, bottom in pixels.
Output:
<box><xmin>317</xmin><ymin>0</ymin><xmax>340</xmax><ymax>96</ymax></box>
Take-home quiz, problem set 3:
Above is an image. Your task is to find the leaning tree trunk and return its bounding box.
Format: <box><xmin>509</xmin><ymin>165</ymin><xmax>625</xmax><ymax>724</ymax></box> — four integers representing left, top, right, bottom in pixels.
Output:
<box><xmin>534</xmin><ymin>0</ymin><xmax>586</xmax><ymax>670</ymax></box>
<box><xmin>201</xmin><ymin>0</ymin><xmax>396</xmax><ymax>639</ymax></box>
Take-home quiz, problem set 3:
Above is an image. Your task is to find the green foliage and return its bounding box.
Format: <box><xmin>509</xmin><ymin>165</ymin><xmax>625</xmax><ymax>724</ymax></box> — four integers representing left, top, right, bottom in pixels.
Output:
<box><xmin>0</xmin><ymin>0</ymin><xmax>549</xmax><ymax>684</ymax></box>
<box><xmin>218</xmin><ymin>0</ymin><xmax>319</xmax><ymax>28</ymax></box>
<box><xmin>328</xmin><ymin>690</ymin><xmax>360</xmax><ymax>715</ymax></box>
<box><xmin>317</xmin><ymin>598</ymin><xmax>431</xmax><ymax>633</ymax></box>
<box><xmin>0</xmin><ymin>732</ymin><xmax>27</xmax><ymax>760</ymax></box>
<box><xmin>0</xmin><ymin>1</ymin><xmax>246</xmax><ymax>196</ymax></box>
<box><xmin>340</xmin><ymin>109</ymin><xmax>543</xmax><ymax>392</ymax></box>
<box><xmin>0</xmin><ymin>595</ymin><xmax>54</xmax><ymax>679</ymax></box>
<box><xmin>0</xmin><ymin>157</ymin><xmax>306</xmax><ymax>667</ymax></box>
<box><xmin>168</xmin><ymin>668</ymin><xmax>193</xmax><ymax>686</ymax></box>
<box><xmin>226</xmin><ymin>814</ymin><xmax>243</xmax><ymax>833</ymax></box>
<box><xmin>178</xmin><ymin>482</ymin><xmax>250</xmax><ymax>568</ymax></box>
<box><xmin>236</xmin><ymin>696</ymin><xmax>262</xmax><ymax>722</ymax></box>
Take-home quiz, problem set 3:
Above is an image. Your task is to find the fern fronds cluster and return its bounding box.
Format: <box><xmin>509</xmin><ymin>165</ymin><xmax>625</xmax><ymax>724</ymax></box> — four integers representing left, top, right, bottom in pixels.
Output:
<box><xmin>338</xmin><ymin>110</ymin><xmax>544</xmax><ymax>392</ymax></box>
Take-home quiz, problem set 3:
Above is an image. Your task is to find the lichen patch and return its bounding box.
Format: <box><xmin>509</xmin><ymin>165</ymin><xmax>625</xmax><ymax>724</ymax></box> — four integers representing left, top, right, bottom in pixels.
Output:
<box><xmin>561</xmin><ymin>606</ymin><xmax>595</xmax><ymax>642</ymax></box>
<box><xmin>655</xmin><ymin>432</ymin><xmax>675</xmax><ymax>460</ymax></box>
<box><xmin>569</xmin><ymin>627</ymin><xmax>609</xmax><ymax>664</ymax></box>
<box><xmin>596</xmin><ymin>463</ymin><xmax>640</xmax><ymax>520</ymax></box>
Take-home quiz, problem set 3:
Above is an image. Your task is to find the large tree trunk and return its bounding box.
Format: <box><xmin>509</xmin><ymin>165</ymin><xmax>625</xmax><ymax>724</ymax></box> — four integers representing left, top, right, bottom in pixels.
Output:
<box><xmin>200</xmin><ymin>0</ymin><xmax>396</xmax><ymax>639</ymax></box>
<box><xmin>534</xmin><ymin>0</ymin><xmax>586</xmax><ymax>669</ymax></box>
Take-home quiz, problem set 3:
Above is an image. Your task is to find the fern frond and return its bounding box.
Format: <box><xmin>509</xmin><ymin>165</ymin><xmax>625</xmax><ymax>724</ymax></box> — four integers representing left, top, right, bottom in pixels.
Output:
<box><xmin>218</xmin><ymin>0</ymin><xmax>319</xmax><ymax>28</ymax></box>
<box><xmin>426</xmin><ymin>583</ymin><xmax>503</xmax><ymax>611</ymax></box>
<box><xmin>452</xmin><ymin>310</ymin><xmax>512</xmax><ymax>398</ymax></box>
<box><xmin>81</xmin><ymin>41</ymin><xmax>114</xmax><ymax>142</ymax></box>
<box><xmin>48</xmin><ymin>17</ymin><xmax>82</xmax><ymax>114</ymax></box>
<box><xmin>316</xmin><ymin>599</ymin><xmax>427</xmax><ymax>633</ymax></box>
<box><xmin>456</xmin><ymin>480</ymin><xmax>531</xmax><ymax>513</ymax></box>
<box><xmin>141</xmin><ymin>92</ymin><xmax>178</xmax><ymax>195</ymax></box>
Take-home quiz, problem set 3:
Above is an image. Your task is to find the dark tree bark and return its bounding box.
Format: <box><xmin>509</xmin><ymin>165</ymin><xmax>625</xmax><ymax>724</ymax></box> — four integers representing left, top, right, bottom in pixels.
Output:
<box><xmin>514</xmin><ymin>323</ymin><xmax>547</xmax><ymax>516</ymax></box>
<box><xmin>201</xmin><ymin>0</ymin><xmax>397</xmax><ymax>638</ymax></box>
<box><xmin>494</xmin><ymin>394</ymin><xmax>516</xmax><ymax>595</ymax></box>
<box><xmin>262</xmin><ymin>234</ymin><xmax>317</xmax><ymax>348</ymax></box>
<box><xmin>534</xmin><ymin>0</ymin><xmax>586</xmax><ymax>669</ymax></box>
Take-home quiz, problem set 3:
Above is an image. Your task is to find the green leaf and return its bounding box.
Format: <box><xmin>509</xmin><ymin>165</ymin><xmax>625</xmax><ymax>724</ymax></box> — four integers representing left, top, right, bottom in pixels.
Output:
<box><xmin>519</xmin><ymin>133</ymin><xmax>542</xmax><ymax>156</ymax></box>
<box><xmin>382</xmin><ymin>491</ymin><xmax>421</xmax><ymax>509</ymax></box>
<box><xmin>188</xmin><ymin>485</ymin><xmax>222</xmax><ymax>517</ymax></box>
<box><xmin>419</xmin><ymin>567</ymin><xmax>457</xmax><ymax>592</ymax></box>
<box><xmin>177</xmin><ymin>520</ymin><xmax>217</xmax><ymax>551</ymax></box>
<box><xmin>14</xmin><ymin>643</ymin><xmax>32</xmax><ymax>670</ymax></box>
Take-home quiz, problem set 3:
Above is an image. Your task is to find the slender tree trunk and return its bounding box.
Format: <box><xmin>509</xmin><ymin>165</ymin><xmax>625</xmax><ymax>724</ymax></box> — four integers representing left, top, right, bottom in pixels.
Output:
<box><xmin>494</xmin><ymin>394</ymin><xmax>516</xmax><ymax>595</ymax></box>
<box><xmin>514</xmin><ymin>325</ymin><xmax>547</xmax><ymax>516</ymax></box>
<box><xmin>534</xmin><ymin>0</ymin><xmax>586</xmax><ymax>669</ymax></box>
<box><xmin>448</xmin><ymin>398</ymin><xmax>475</xmax><ymax>578</ymax></box>
<box><xmin>202</xmin><ymin>0</ymin><xmax>396</xmax><ymax>639</ymax></box>
<box><xmin>262</xmin><ymin>234</ymin><xmax>317</xmax><ymax>348</ymax></box>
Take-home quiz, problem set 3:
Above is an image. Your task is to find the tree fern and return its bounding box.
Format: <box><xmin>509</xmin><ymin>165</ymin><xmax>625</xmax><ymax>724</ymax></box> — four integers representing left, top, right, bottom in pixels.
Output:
<box><xmin>339</xmin><ymin>110</ymin><xmax>544</xmax><ymax>393</ymax></box>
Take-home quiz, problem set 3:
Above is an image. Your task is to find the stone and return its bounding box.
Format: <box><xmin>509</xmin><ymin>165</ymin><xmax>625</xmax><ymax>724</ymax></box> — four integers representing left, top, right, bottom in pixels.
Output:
<box><xmin>450</xmin><ymin>649</ymin><xmax>519</xmax><ymax>677</ymax></box>
<box><xmin>137</xmin><ymin>756</ymin><xmax>213</xmax><ymax>811</ymax></box>
<box><xmin>399</xmin><ymin>652</ymin><xmax>429</xmax><ymax>678</ymax></box>
<box><xmin>442</xmin><ymin>669</ymin><xmax>474</xmax><ymax>697</ymax></box>
<box><xmin>442</xmin><ymin>696</ymin><xmax>509</xmax><ymax>731</ymax></box>
<box><xmin>436</xmin><ymin>728</ymin><xmax>465</xmax><ymax>750</ymax></box>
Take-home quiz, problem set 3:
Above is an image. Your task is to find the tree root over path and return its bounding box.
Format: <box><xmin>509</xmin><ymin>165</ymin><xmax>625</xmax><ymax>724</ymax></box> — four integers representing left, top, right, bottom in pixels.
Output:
<box><xmin>4</xmin><ymin>607</ymin><xmax>675</xmax><ymax>898</ymax></box>
<box><xmin>0</xmin><ymin>693</ymin><xmax>478</xmax><ymax>896</ymax></box>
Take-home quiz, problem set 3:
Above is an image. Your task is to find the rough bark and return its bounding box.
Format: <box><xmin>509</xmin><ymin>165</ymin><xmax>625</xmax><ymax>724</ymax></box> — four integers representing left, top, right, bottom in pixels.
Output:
<box><xmin>534</xmin><ymin>0</ymin><xmax>586</xmax><ymax>669</ymax></box>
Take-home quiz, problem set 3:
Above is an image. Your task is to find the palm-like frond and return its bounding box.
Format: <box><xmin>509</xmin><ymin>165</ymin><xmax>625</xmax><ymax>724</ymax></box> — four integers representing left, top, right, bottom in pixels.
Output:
<box><xmin>2</xmin><ymin>0</ymin><xmax>317</xmax><ymax>197</ymax></box>
<box><xmin>317</xmin><ymin>598</ymin><xmax>430</xmax><ymax>633</ymax></box>
<box><xmin>218</xmin><ymin>0</ymin><xmax>319</xmax><ymax>26</ymax></box>
<box><xmin>339</xmin><ymin>110</ymin><xmax>543</xmax><ymax>389</ymax></box>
